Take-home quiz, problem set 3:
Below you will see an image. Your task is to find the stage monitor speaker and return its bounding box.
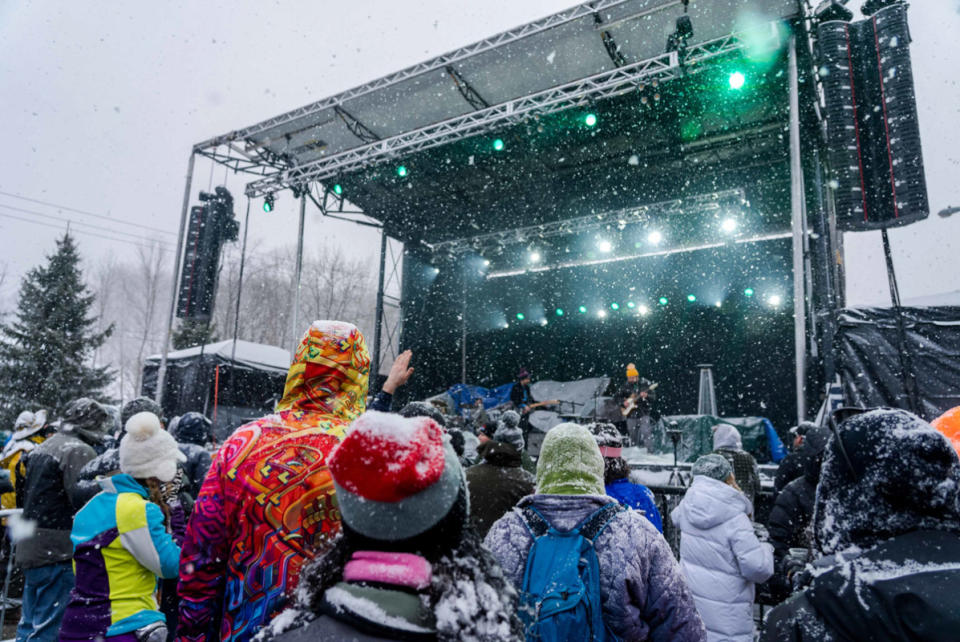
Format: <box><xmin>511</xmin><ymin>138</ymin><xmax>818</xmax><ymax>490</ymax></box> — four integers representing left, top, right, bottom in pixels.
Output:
<box><xmin>817</xmin><ymin>3</ymin><xmax>928</xmax><ymax>231</ymax></box>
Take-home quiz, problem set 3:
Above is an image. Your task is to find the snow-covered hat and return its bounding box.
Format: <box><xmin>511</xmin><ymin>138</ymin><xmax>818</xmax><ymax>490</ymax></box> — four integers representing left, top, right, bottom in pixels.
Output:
<box><xmin>589</xmin><ymin>422</ymin><xmax>624</xmax><ymax>458</ymax></box>
<box><xmin>712</xmin><ymin>424</ymin><xmax>743</xmax><ymax>451</ymax></box>
<box><xmin>14</xmin><ymin>411</ymin><xmax>35</xmax><ymax>430</ymax></box>
<box><xmin>329</xmin><ymin>411</ymin><xmax>464</xmax><ymax>542</ymax></box>
<box><xmin>493</xmin><ymin>410</ymin><xmax>524</xmax><ymax>452</ymax></box>
<box><xmin>119</xmin><ymin>412</ymin><xmax>186</xmax><ymax>482</ymax></box>
<box><xmin>59</xmin><ymin>398</ymin><xmax>111</xmax><ymax>446</ymax></box>
<box><xmin>691</xmin><ymin>453</ymin><xmax>733</xmax><ymax>482</ymax></box>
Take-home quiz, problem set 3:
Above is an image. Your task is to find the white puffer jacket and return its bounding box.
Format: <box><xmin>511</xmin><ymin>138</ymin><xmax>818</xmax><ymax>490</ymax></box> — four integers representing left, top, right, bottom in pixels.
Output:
<box><xmin>671</xmin><ymin>475</ymin><xmax>773</xmax><ymax>642</ymax></box>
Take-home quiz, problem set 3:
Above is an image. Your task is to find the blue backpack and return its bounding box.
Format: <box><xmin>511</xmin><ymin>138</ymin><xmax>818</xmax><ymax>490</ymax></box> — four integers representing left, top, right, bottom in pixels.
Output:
<box><xmin>517</xmin><ymin>502</ymin><xmax>624</xmax><ymax>642</ymax></box>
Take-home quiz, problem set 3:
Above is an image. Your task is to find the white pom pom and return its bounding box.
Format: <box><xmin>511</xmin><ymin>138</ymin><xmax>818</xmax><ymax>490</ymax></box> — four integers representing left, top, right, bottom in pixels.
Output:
<box><xmin>125</xmin><ymin>412</ymin><xmax>161</xmax><ymax>441</ymax></box>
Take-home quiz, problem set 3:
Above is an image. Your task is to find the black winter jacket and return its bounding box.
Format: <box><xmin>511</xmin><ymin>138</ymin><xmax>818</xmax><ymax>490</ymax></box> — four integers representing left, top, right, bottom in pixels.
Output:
<box><xmin>773</xmin><ymin>449</ymin><xmax>813</xmax><ymax>495</ymax></box>
<box><xmin>178</xmin><ymin>442</ymin><xmax>212</xmax><ymax>499</ymax></box>
<box><xmin>15</xmin><ymin>431</ymin><xmax>97</xmax><ymax>568</ymax></box>
<box><xmin>466</xmin><ymin>441</ymin><xmax>535</xmax><ymax>537</ymax></box>
<box><xmin>762</xmin><ymin>529</ymin><xmax>960</xmax><ymax>641</ymax></box>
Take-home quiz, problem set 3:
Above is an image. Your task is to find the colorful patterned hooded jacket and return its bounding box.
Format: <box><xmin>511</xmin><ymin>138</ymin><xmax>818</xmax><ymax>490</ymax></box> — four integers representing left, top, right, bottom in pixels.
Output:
<box><xmin>60</xmin><ymin>473</ymin><xmax>185</xmax><ymax>639</ymax></box>
<box><xmin>176</xmin><ymin>321</ymin><xmax>370</xmax><ymax>642</ymax></box>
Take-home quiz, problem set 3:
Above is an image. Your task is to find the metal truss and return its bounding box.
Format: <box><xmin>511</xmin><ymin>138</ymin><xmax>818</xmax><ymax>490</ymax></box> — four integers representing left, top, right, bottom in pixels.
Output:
<box><xmin>194</xmin><ymin>0</ymin><xmax>632</xmax><ymax>150</ymax></box>
<box><xmin>446</xmin><ymin>65</ymin><xmax>489</xmax><ymax>110</ymax></box>
<box><xmin>372</xmin><ymin>234</ymin><xmax>404</xmax><ymax>375</ymax></box>
<box><xmin>428</xmin><ymin>188</ymin><xmax>746</xmax><ymax>255</ymax></box>
<box><xmin>244</xmin><ymin>25</ymin><xmax>770</xmax><ymax>198</ymax></box>
<box><xmin>335</xmin><ymin>106</ymin><xmax>380</xmax><ymax>143</ymax></box>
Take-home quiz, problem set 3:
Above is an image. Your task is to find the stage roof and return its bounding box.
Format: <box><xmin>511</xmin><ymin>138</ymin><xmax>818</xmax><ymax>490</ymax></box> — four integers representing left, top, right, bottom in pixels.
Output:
<box><xmin>196</xmin><ymin>0</ymin><xmax>802</xmax><ymax>244</ymax></box>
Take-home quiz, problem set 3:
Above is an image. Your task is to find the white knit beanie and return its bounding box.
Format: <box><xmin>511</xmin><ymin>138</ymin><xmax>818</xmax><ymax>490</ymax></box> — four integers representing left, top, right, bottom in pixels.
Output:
<box><xmin>120</xmin><ymin>412</ymin><xmax>186</xmax><ymax>482</ymax></box>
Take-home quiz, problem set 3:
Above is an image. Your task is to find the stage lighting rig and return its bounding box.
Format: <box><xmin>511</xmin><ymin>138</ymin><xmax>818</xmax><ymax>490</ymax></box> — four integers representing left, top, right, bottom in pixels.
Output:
<box><xmin>262</xmin><ymin>193</ymin><xmax>275</xmax><ymax>213</ymax></box>
<box><xmin>813</xmin><ymin>0</ymin><xmax>853</xmax><ymax>22</ymax></box>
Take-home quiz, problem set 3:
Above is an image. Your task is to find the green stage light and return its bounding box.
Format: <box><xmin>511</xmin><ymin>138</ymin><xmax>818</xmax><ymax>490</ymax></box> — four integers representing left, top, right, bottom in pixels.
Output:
<box><xmin>744</xmin><ymin>288</ymin><xmax>755</xmax><ymax>297</ymax></box>
<box><xmin>333</xmin><ymin>184</ymin><xmax>343</xmax><ymax>196</ymax></box>
<box><xmin>579</xmin><ymin>306</ymin><xmax>588</xmax><ymax>314</ymax></box>
<box><xmin>610</xmin><ymin>302</ymin><xmax>619</xmax><ymax>310</ymax></box>
<box><xmin>516</xmin><ymin>313</ymin><xmax>525</xmax><ymax>321</ymax></box>
<box><xmin>728</xmin><ymin>71</ymin><xmax>746</xmax><ymax>90</ymax></box>
<box><xmin>397</xmin><ymin>165</ymin><xmax>408</xmax><ymax>177</ymax></box>
<box><xmin>659</xmin><ymin>297</ymin><xmax>669</xmax><ymax>306</ymax></box>
<box><xmin>556</xmin><ymin>308</ymin><xmax>564</xmax><ymax>316</ymax></box>
<box><xmin>627</xmin><ymin>301</ymin><xmax>636</xmax><ymax>309</ymax></box>
<box><xmin>687</xmin><ymin>294</ymin><xmax>697</xmax><ymax>302</ymax></box>
<box><xmin>492</xmin><ymin>138</ymin><xmax>504</xmax><ymax>151</ymax></box>
<box><xmin>262</xmin><ymin>194</ymin><xmax>275</xmax><ymax>212</ymax></box>
<box><xmin>584</xmin><ymin>113</ymin><xmax>597</xmax><ymax>127</ymax></box>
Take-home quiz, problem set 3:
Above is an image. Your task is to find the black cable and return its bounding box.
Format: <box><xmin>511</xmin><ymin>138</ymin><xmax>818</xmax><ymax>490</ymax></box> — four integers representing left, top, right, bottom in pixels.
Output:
<box><xmin>0</xmin><ymin>190</ymin><xmax>176</xmax><ymax>236</ymax></box>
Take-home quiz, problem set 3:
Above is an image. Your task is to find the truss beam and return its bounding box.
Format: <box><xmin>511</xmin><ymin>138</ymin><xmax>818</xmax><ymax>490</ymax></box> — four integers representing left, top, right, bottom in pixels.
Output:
<box><xmin>445</xmin><ymin>65</ymin><xmax>490</xmax><ymax>110</ymax></box>
<box><xmin>427</xmin><ymin>188</ymin><xmax>746</xmax><ymax>255</ymax></box>
<box><xmin>335</xmin><ymin>106</ymin><xmax>380</xmax><ymax>143</ymax></box>
<box><xmin>243</xmin><ymin>27</ymin><xmax>769</xmax><ymax>198</ymax></box>
<box><xmin>194</xmin><ymin>0</ymin><xmax>633</xmax><ymax>150</ymax></box>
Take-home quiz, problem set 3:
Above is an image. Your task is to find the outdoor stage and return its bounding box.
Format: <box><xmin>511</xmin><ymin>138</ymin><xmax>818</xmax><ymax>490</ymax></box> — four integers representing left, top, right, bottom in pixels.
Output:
<box><xmin>160</xmin><ymin>0</ymin><xmax>847</xmax><ymax>431</ymax></box>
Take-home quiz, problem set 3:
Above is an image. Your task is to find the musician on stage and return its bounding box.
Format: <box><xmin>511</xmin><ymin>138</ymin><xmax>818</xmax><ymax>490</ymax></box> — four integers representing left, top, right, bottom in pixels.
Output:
<box><xmin>616</xmin><ymin>363</ymin><xmax>657</xmax><ymax>450</ymax></box>
<box><xmin>510</xmin><ymin>368</ymin><xmax>537</xmax><ymax>415</ymax></box>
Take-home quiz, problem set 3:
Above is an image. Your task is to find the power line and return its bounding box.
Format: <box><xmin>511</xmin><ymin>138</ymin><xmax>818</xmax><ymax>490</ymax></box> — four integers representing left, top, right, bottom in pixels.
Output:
<box><xmin>0</xmin><ymin>211</ymin><xmax>174</xmax><ymax>254</ymax></box>
<box><xmin>0</xmin><ymin>203</ymin><xmax>175</xmax><ymax>248</ymax></box>
<box><xmin>0</xmin><ymin>190</ymin><xmax>177</xmax><ymax>236</ymax></box>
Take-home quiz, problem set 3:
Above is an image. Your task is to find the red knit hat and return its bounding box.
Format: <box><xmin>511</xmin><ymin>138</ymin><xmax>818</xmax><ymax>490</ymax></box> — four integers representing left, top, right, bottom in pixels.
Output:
<box><xmin>330</xmin><ymin>411</ymin><xmax>463</xmax><ymax>541</ymax></box>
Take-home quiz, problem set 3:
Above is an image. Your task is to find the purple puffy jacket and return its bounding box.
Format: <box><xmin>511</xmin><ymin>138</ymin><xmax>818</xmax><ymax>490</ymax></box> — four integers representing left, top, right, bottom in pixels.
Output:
<box><xmin>485</xmin><ymin>494</ymin><xmax>706</xmax><ymax>642</ymax></box>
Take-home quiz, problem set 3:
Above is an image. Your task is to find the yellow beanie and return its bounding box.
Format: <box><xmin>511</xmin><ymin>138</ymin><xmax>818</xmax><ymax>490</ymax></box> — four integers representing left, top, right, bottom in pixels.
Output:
<box><xmin>626</xmin><ymin>363</ymin><xmax>639</xmax><ymax>378</ymax></box>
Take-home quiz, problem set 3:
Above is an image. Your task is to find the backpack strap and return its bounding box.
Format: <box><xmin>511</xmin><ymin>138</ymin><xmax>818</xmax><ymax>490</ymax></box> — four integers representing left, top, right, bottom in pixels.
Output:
<box><xmin>517</xmin><ymin>505</ymin><xmax>551</xmax><ymax>538</ymax></box>
<box><xmin>578</xmin><ymin>502</ymin><xmax>625</xmax><ymax>542</ymax></box>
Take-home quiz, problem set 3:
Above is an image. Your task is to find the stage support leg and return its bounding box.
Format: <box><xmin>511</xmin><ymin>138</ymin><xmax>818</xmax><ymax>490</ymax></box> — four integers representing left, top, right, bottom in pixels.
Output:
<box><xmin>230</xmin><ymin>198</ymin><xmax>251</xmax><ymax>363</ymax></box>
<box><xmin>372</xmin><ymin>231</ymin><xmax>387</xmax><ymax>377</ymax></box>
<box><xmin>291</xmin><ymin>194</ymin><xmax>307</xmax><ymax>351</ymax></box>
<box><xmin>461</xmin><ymin>278</ymin><xmax>467</xmax><ymax>385</ymax></box>
<box><xmin>789</xmin><ymin>35</ymin><xmax>808</xmax><ymax>423</ymax></box>
<box><xmin>156</xmin><ymin>151</ymin><xmax>196</xmax><ymax>405</ymax></box>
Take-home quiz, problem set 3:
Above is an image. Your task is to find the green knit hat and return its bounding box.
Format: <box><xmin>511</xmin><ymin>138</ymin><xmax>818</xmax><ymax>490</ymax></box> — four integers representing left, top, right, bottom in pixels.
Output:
<box><xmin>536</xmin><ymin>423</ymin><xmax>606</xmax><ymax>496</ymax></box>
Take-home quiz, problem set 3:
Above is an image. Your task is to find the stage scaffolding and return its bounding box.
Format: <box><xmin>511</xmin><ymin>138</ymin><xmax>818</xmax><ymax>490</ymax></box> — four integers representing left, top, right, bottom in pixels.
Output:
<box><xmin>157</xmin><ymin>0</ymin><xmax>840</xmax><ymax>426</ymax></box>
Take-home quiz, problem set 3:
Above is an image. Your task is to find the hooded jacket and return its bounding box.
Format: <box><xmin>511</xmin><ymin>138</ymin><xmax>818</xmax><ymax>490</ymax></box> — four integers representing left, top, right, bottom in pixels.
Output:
<box><xmin>485</xmin><ymin>423</ymin><xmax>706</xmax><ymax>642</ymax></box>
<box><xmin>466</xmin><ymin>440</ymin><xmax>535</xmax><ymax>537</ymax></box>
<box><xmin>176</xmin><ymin>321</ymin><xmax>369</xmax><ymax>642</ymax></box>
<box><xmin>59</xmin><ymin>474</ymin><xmax>185</xmax><ymax>640</ymax></box>
<box><xmin>762</xmin><ymin>409</ymin><xmax>960</xmax><ymax>641</ymax></box>
<box><xmin>712</xmin><ymin>424</ymin><xmax>761</xmax><ymax>509</ymax></box>
<box><xmin>671</xmin><ymin>475</ymin><xmax>773</xmax><ymax>642</ymax></box>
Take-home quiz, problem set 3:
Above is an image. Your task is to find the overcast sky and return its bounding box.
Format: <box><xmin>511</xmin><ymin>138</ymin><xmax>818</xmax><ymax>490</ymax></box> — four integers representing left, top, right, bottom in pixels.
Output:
<box><xmin>1</xmin><ymin>1</ymin><xmax>958</xmax><ymax>311</ymax></box>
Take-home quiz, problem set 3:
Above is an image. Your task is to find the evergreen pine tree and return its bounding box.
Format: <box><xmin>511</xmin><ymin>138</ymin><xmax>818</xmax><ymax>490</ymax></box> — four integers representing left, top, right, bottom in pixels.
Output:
<box><xmin>0</xmin><ymin>233</ymin><xmax>114</xmax><ymax>425</ymax></box>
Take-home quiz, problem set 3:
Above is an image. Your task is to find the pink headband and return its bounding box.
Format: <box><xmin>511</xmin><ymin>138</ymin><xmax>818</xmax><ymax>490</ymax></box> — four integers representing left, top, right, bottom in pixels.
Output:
<box><xmin>599</xmin><ymin>446</ymin><xmax>623</xmax><ymax>458</ymax></box>
<box><xmin>343</xmin><ymin>551</ymin><xmax>433</xmax><ymax>590</ymax></box>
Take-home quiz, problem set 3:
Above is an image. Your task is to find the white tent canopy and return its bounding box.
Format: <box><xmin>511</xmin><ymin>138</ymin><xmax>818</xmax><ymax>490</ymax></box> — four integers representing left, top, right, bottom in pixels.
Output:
<box><xmin>145</xmin><ymin>339</ymin><xmax>291</xmax><ymax>374</ymax></box>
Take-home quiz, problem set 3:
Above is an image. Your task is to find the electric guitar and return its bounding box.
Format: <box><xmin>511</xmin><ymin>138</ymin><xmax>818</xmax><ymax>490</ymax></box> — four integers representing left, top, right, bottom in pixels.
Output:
<box><xmin>521</xmin><ymin>399</ymin><xmax>561</xmax><ymax>414</ymax></box>
<box><xmin>620</xmin><ymin>382</ymin><xmax>659</xmax><ymax>418</ymax></box>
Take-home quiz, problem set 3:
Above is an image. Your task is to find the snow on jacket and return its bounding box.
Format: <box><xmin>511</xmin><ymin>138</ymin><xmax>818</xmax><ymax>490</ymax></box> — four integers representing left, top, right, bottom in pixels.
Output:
<box><xmin>0</xmin><ymin>431</ymin><xmax>46</xmax><ymax>512</ymax></box>
<box><xmin>59</xmin><ymin>473</ymin><xmax>184</xmax><ymax>639</ymax></box>
<box><xmin>466</xmin><ymin>440</ymin><xmax>535</xmax><ymax>537</ymax></box>
<box><xmin>606</xmin><ymin>477</ymin><xmax>663</xmax><ymax>533</ymax></box>
<box><xmin>176</xmin><ymin>321</ymin><xmax>370</xmax><ymax>642</ymax></box>
<box><xmin>712</xmin><ymin>425</ymin><xmax>761</xmax><ymax>509</ymax></box>
<box><xmin>671</xmin><ymin>475</ymin><xmax>773</xmax><ymax>642</ymax></box>
<box><xmin>485</xmin><ymin>494</ymin><xmax>706</xmax><ymax>642</ymax></box>
<box><xmin>15</xmin><ymin>430</ymin><xmax>98</xmax><ymax>568</ymax></box>
<box><xmin>762</xmin><ymin>529</ymin><xmax>960</xmax><ymax>642</ymax></box>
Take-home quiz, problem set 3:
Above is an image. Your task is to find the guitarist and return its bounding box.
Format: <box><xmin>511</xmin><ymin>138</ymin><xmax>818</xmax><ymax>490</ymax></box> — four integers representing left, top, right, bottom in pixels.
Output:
<box><xmin>510</xmin><ymin>368</ymin><xmax>559</xmax><ymax>440</ymax></box>
<box><xmin>616</xmin><ymin>363</ymin><xmax>657</xmax><ymax>450</ymax></box>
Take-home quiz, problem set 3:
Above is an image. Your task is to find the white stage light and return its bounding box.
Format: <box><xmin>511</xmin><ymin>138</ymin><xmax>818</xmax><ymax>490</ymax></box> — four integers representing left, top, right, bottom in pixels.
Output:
<box><xmin>597</xmin><ymin>310</ymin><xmax>608</xmax><ymax>319</ymax></box>
<box><xmin>597</xmin><ymin>239</ymin><xmax>613</xmax><ymax>253</ymax></box>
<box><xmin>768</xmin><ymin>294</ymin><xmax>782</xmax><ymax>307</ymax></box>
<box><xmin>638</xmin><ymin>304</ymin><xmax>650</xmax><ymax>316</ymax></box>
<box><xmin>529</xmin><ymin>251</ymin><xmax>542</xmax><ymax>263</ymax></box>
<box><xmin>721</xmin><ymin>218</ymin><xmax>738</xmax><ymax>234</ymax></box>
<box><xmin>647</xmin><ymin>230</ymin><xmax>663</xmax><ymax>245</ymax></box>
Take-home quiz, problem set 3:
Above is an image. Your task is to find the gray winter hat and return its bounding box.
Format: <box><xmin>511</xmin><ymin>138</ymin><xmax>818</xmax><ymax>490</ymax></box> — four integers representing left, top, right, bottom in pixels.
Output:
<box><xmin>493</xmin><ymin>410</ymin><xmax>524</xmax><ymax>451</ymax></box>
<box><xmin>692</xmin><ymin>453</ymin><xmax>733</xmax><ymax>482</ymax></box>
<box><xmin>59</xmin><ymin>398</ymin><xmax>111</xmax><ymax>446</ymax></box>
<box><xmin>121</xmin><ymin>396</ymin><xmax>165</xmax><ymax>430</ymax></box>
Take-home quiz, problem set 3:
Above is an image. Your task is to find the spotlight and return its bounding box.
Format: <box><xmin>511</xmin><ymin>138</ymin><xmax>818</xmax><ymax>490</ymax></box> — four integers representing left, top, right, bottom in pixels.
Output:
<box><xmin>429</xmin><ymin>266</ymin><xmax>440</xmax><ymax>276</ymax></box>
<box><xmin>578</xmin><ymin>306</ymin><xmax>588</xmax><ymax>314</ymax></box>
<box><xmin>597</xmin><ymin>310</ymin><xmax>607</xmax><ymax>319</ymax></box>
<box><xmin>397</xmin><ymin>165</ymin><xmax>408</xmax><ymax>177</ymax></box>
<box><xmin>687</xmin><ymin>294</ymin><xmax>697</xmax><ymax>303</ymax></box>
<box><xmin>492</xmin><ymin>138</ymin><xmax>504</xmax><ymax>151</ymax></box>
<box><xmin>768</xmin><ymin>294</ymin><xmax>783</xmax><ymax>307</ymax></box>
<box><xmin>333</xmin><ymin>183</ymin><xmax>343</xmax><ymax>196</ymax></box>
<box><xmin>555</xmin><ymin>308</ymin><xmax>564</xmax><ymax>316</ymax></box>
<box><xmin>597</xmin><ymin>239</ymin><xmax>613</xmax><ymax>253</ymax></box>
<box><xmin>647</xmin><ymin>230</ymin><xmax>663</xmax><ymax>245</ymax></box>
<box><xmin>529</xmin><ymin>251</ymin><xmax>542</xmax><ymax>264</ymax></box>
<box><xmin>516</xmin><ymin>313</ymin><xmax>525</xmax><ymax>321</ymax></box>
<box><xmin>744</xmin><ymin>288</ymin><xmax>755</xmax><ymax>297</ymax></box>
<box><xmin>728</xmin><ymin>71</ymin><xmax>746</xmax><ymax>90</ymax></box>
<box><xmin>540</xmin><ymin>319</ymin><xmax>548</xmax><ymax>327</ymax></box>
<box><xmin>720</xmin><ymin>218</ymin><xmax>738</xmax><ymax>234</ymax></box>
<box><xmin>482</xmin><ymin>259</ymin><xmax>490</xmax><ymax>267</ymax></box>
<box><xmin>610</xmin><ymin>302</ymin><xmax>620</xmax><ymax>311</ymax></box>
<box><xmin>715</xmin><ymin>301</ymin><xmax>722</xmax><ymax>308</ymax></box>
<box><xmin>658</xmin><ymin>297</ymin><xmax>669</xmax><ymax>306</ymax></box>
<box><xmin>584</xmin><ymin>113</ymin><xmax>598</xmax><ymax>127</ymax></box>
<box><xmin>627</xmin><ymin>301</ymin><xmax>636</xmax><ymax>309</ymax></box>
<box><xmin>262</xmin><ymin>193</ymin><xmax>275</xmax><ymax>213</ymax></box>
<box><xmin>638</xmin><ymin>304</ymin><xmax>650</xmax><ymax>316</ymax></box>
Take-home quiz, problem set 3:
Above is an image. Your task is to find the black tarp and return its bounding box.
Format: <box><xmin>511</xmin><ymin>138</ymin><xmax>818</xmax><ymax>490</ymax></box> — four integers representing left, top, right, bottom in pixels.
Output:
<box><xmin>836</xmin><ymin>307</ymin><xmax>960</xmax><ymax>421</ymax></box>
